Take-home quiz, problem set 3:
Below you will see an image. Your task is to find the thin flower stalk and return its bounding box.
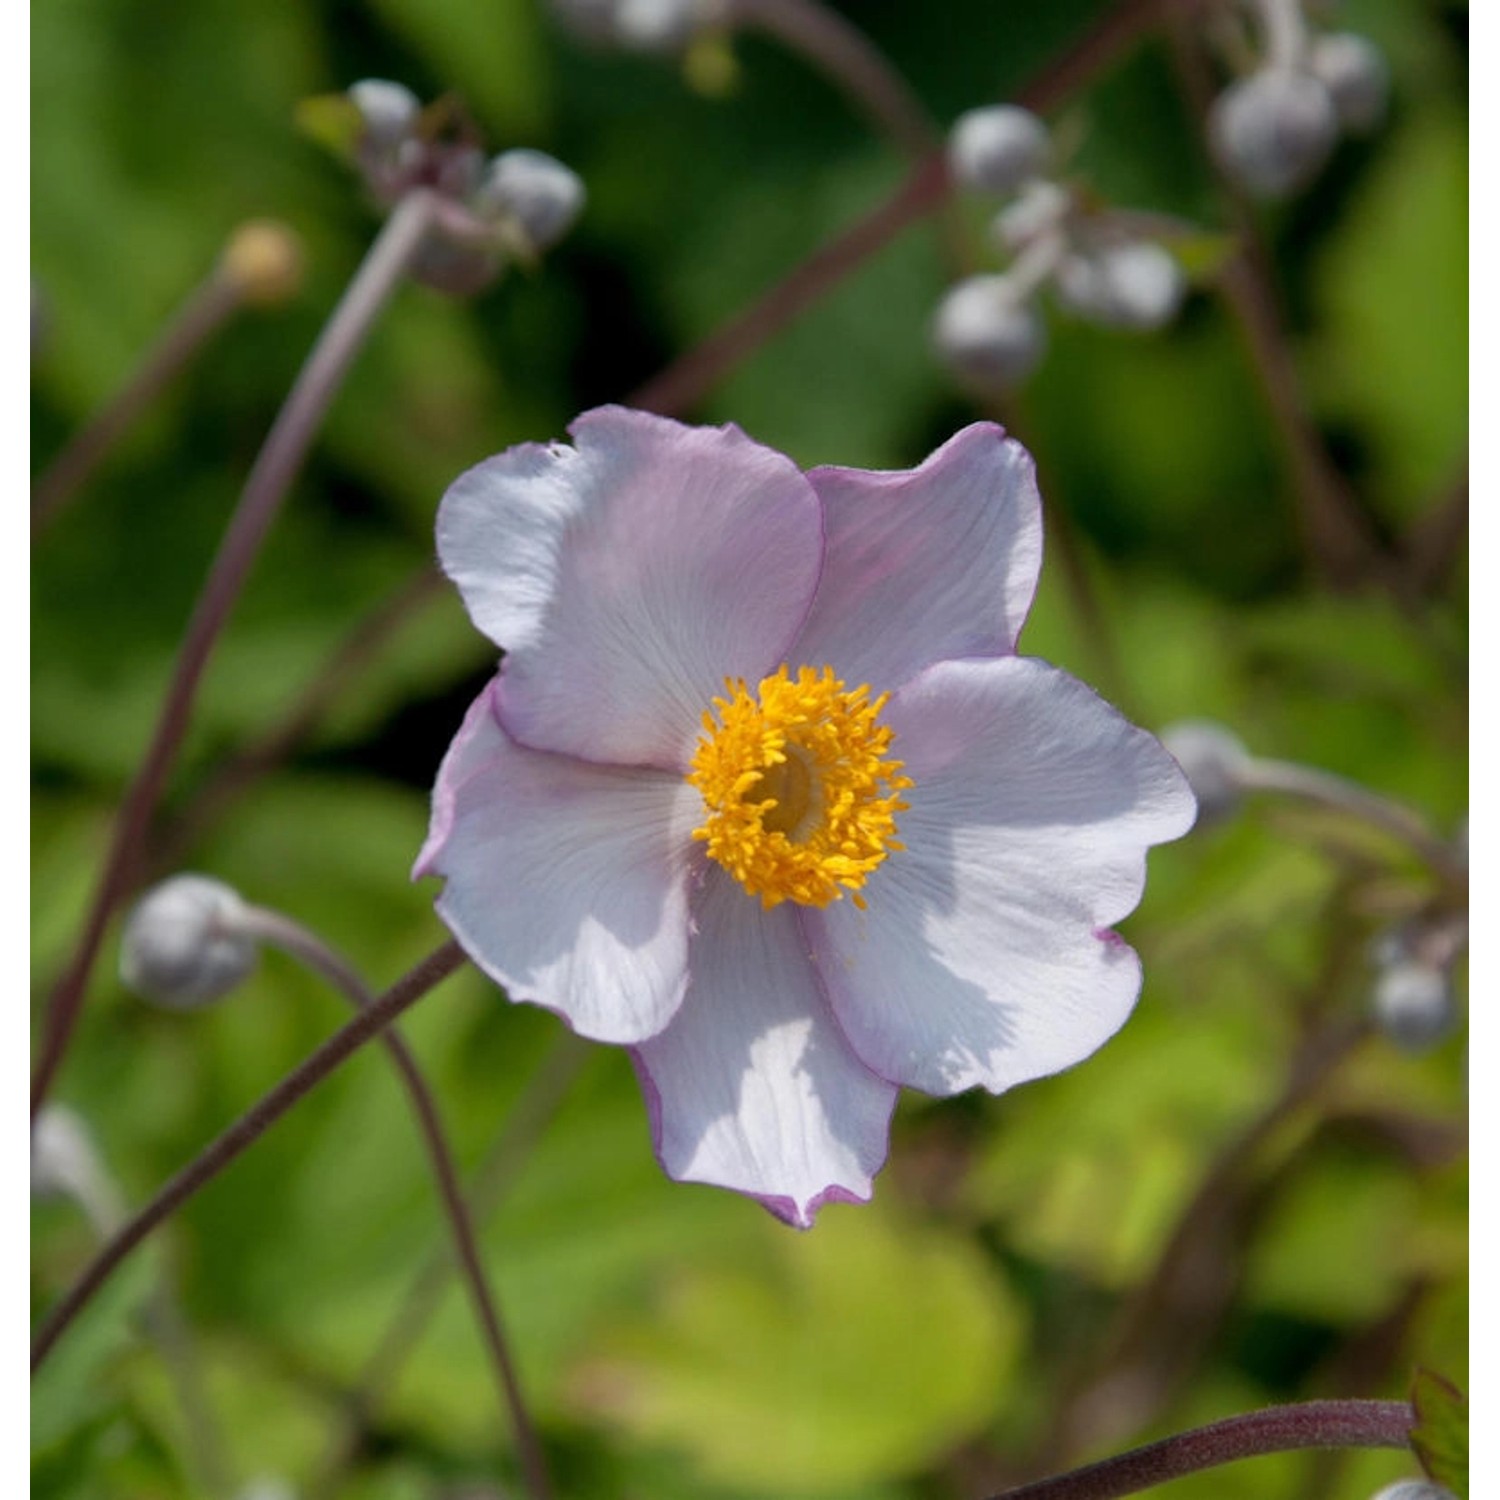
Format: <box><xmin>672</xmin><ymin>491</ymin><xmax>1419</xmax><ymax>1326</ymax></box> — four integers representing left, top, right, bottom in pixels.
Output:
<box><xmin>982</xmin><ymin>1399</ymin><xmax>1413</xmax><ymax>1500</ymax></box>
<box><xmin>1243</xmin><ymin>758</ymin><xmax>1466</xmax><ymax>886</ymax></box>
<box><xmin>315</xmin><ymin>1035</ymin><xmax>590</xmax><ymax>1494</ymax></box>
<box><xmin>1164</xmin><ymin>10</ymin><xmax>1388</xmax><ymax>588</ymax></box>
<box><xmin>31</xmin><ymin>274</ymin><xmax>242</xmax><ymax>536</ymax></box>
<box><xmin>1039</xmin><ymin>1014</ymin><xmax>1370</xmax><ymax>1466</ymax></box>
<box><xmin>30</xmin><ymin>938</ymin><xmax>468</xmax><ymax>1375</ymax></box>
<box><xmin>148</xmin><ymin>565</ymin><xmax>448</xmax><ymax>875</ymax></box>
<box><xmin>727</xmin><ymin>0</ymin><xmax>937</xmax><ymax>156</ymax></box>
<box><xmin>30</xmin><ymin>189</ymin><xmax>440</xmax><ymax>1122</ymax></box>
<box><xmin>233</xmin><ymin>906</ymin><xmax>553</xmax><ymax>1500</ymax></box>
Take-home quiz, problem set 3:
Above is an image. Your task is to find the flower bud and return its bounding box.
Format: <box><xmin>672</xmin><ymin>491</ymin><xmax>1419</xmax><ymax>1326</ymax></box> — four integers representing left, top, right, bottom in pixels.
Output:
<box><xmin>1054</xmin><ymin>240</ymin><xmax>1186</xmax><ymax>331</ymax></box>
<box><xmin>473</xmin><ymin>149</ymin><xmax>586</xmax><ymax>252</ymax></box>
<box><xmin>119</xmin><ymin>874</ymin><xmax>258</xmax><ymax>1010</ymax></box>
<box><xmin>1368</xmin><ymin>1482</ymin><xmax>1460</xmax><ymax>1500</ymax></box>
<box><xmin>948</xmin><ymin>105</ymin><xmax>1051</xmax><ymax>197</ymax></box>
<box><xmin>993</xmin><ymin>180</ymin><xmax>1071</xmax><ymax>251</ymax></box>
<box><xmin>932</xmin><ymin>276</ymin><xmax>1047</xmax><ymax>391</ymax></box>
<box><xmin>614</xmin><ymin>0</ymin><xmax>710</xmax><ymax>52</ymax></box>
<box><xmin>1208</xmin><ymin>69</ymin><xmax>1339</xmax><ymax>198</ymax></box>
<box><xmin>32</xmin><ymin>1106</ymin><xmax>124</xmax><ymax>1231</ymax></box>
<box><xmin>1159</xmin><ymin>720</ymin><xmax>1252</xmax><ymax>826</ymax></box>
<box><xmin>236</xmin><ymin>1481</ymin><xmax>297</xmax><ymax>1500</ymax></box>
<box><xmin>1370</xmin><ymin>955</ymin><xmax>1457</xmax><ymax>1054</ymax></box>
<box><xmin>220</xmin><ymin>220</ymin><xmax>305</xmax><ymax>307</ymax></box>
<box><xmin>1309</xmin><ymin>32</ymin><xmax>1389</xmax><ymax>134</ymax></box>
<box><xmin>348</xmin><ymin>78</ymin><xmax>421</xmax><ymax>150</ymax></box>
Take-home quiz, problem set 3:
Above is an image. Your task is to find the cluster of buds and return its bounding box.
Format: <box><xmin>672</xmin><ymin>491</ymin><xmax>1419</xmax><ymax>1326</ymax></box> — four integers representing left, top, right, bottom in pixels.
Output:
<box><xmin>933</xmin><ymin>105</ymin><xmax>1189</xmax><ymax>395</ymax></box>
<box><xmin>307</xmin><ymin>79</ymin><xmax>586</xmax><ymax>296</ymax></box>
<box><xmin>550</xmin><ymin>0</ymin><xmax>727</xmax><ymax>54</ymax></box>
<box><xmin>1208</xmin><ymin>1</ymin><xmax>1389</xmax><ymax>198</ymax></box>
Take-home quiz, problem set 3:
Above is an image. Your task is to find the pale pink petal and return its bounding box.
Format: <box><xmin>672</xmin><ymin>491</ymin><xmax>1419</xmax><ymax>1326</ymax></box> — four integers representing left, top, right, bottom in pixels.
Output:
<box><xmin>436</xmin><ymin>406</ymin><xmax>824</xmax><ymax>771</ymax></box>
<box><xmin>790</xmin><ymin>423</ymin><xmax>1041</xmax><ymax>689</ymax></box>
<box><xmin>808</xmin><ymin>657</ymin><xmax>1196</xmax><ymax>1097</ymax></box>
<box><xmin>633</xmin><ymin>871</ymin><xmax>897</xmax><ymax>1228</ymax></box>
<box><xmin>415</xmin><ymin>682</ymin><xmax>701</xmax><ymax>1044</ymax></box>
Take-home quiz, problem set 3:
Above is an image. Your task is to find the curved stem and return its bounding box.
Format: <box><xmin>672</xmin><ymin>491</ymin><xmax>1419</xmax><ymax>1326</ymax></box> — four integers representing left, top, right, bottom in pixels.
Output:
<box><xmin>983</xmin><ymin>1400</ymin><xmax>1413</xmax><ymax>1500</ymax></box>
<box><xmin>236</xmin><ymin>908</ymin><xmax>552</xmax><ymax>1500</ymax></box>
<box><xmin>146</xmin><ymin>562</ymin><xmax>446</xmax><ymax>870</ymax></box>
<box><xmin>30</xmin><ymin>190</ymin><xmax>440</xmax><ymax>1122</ymax></box>
<box><xmin>30</xmin><ymin>938</ymin><xmax>467</xmax><ymax>1375</ymax></box>
<box><xmin>32</xmin><ymin>273</ymin><xmax>243</xmax><ymax>536</ymax></box>
<box><xmin>727</xmin><ymin>0</ymin><xmax>937</xmax><ymax>156</ymax></box>
<box><xmin>315</xmin><ymin>1035</ymin><xmax>589</xmax><ymax>1493</ymax></box>
<box><xmin>631</xmin><ymin>0</ymin><xmax>1172</xmax><ymax>418</ymax></box>
<box><xmin>1163</xmin><ymin>9</ymin><xmax>1387</xmax><ymax>589</ymax></box>
<box><xmin>1243</xmin><ymin>758</ymin><xmax>1466</xmax><ymax>886</ymax></box>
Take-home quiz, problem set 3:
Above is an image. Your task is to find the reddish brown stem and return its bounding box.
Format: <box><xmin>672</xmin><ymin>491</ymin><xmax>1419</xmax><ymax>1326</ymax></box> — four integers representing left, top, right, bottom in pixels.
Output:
<box><xmin>30</xmin><ymin>191</ymin><xmax>439</xmax><ymax>1121</ymax></box>
<box><xmin>1164</xmin><ymin>10</ymin><xmax>1389</xmax><ymax>588</ymax></box>
<box><xmin>32</xmin><ymin>274</ymin><xmax>243</xmax><ymax>536</ymax></box>
<box><xmin>30</xmin><ymin>939</ymin><xmax>467</xmax><ymax>1374</ymax></box>
<box><xmin>983</xmin><ymin>1400</ymin><xmax>1413</xmax><ymax>1500</ymax></box>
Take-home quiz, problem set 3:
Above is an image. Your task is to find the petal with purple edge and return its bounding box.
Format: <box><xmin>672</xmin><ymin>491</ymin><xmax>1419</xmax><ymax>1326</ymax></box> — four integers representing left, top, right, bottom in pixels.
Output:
<box><xmin>436</xmin><ymin>405</ymin><xmax>824</xmax><ymax>772</ymax></box>
<box><xmin>790</xmin><ymin>424</ymin><xmax>1042</xmax><ymax>689</ymax></box>
<box><xmin>416</xmin><ymin>683</ymin><xmax>701</xmax><ymax>1044</ymax></box>
<box><xmin>633</xmin><ymin>871</ymin><xmax>897</xmax><ymax>1228</ymax></box>
<box><xmin>807</xmin><ymin>657</ymin><xmax>1196</xmax><ymax>1098</ymax></box>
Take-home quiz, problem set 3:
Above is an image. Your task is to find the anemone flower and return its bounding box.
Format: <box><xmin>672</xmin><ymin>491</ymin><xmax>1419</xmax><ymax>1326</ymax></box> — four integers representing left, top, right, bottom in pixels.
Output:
<box><xmin>416</xmin><ymin>406</ymin><xmax>1195</xmax><ymax>1226</ymax></box>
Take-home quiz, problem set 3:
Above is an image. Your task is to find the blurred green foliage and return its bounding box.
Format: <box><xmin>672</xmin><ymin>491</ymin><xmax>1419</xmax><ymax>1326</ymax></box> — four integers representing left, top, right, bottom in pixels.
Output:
<box><xmin>33</xmin><ymin>0</ymin><xmax>1465</xmax><ymax>1497</ymax></box>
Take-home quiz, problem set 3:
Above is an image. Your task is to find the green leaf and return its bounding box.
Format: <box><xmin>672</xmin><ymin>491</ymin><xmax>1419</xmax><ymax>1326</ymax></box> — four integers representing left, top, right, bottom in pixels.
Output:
<box><xmin>1410</xmin><ymin>1368</ymin><xmax>1467</xmax><ymax>1498</ymax></box>
<box><xmin>573</xmin><ymin>1204</ymin><xmax>1023</xmax><ymax>1491</ymax></box>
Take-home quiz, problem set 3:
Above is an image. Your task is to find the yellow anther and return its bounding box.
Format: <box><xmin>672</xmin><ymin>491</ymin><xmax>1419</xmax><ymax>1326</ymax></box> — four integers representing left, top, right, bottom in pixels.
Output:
<box><xmin>687</xmin><ymin>665</ymin><xmax>912</xmax><ymax>908</ymax></box>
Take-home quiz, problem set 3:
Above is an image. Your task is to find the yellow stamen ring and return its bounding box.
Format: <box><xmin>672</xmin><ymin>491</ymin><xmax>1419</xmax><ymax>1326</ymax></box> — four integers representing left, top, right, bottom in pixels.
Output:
<box><xmin>687</xmin><ymin>665</ymin><xmax>913</xmax><ymax>909</ymax></box>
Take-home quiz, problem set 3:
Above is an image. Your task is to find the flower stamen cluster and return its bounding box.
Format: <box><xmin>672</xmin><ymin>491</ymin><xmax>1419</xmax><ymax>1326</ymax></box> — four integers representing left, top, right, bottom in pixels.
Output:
<box><xmin>688</xmin><ymin>665</ymin><xmax>911</xmax><ymax>910</ymax></box>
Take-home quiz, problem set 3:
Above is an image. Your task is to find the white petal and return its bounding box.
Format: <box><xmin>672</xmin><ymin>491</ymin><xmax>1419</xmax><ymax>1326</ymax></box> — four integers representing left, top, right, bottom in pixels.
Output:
<box><xmin>808</xmin><ymin>657</ymin><xmax>1196</xmax><ymax>1097</ymax></box>
<box><xmin>415</xmin><ymin>682</ymin><xmax>701</xmax><ymax>1044</ymax></box>
<box><xmin>633</xmin><ymin>872</ymin><xmax>897</xmax><ymax>1227</ymax></box>
<box><xmin>791</xmin><ymin>423</ymin><xmax>1042</xmax><ymax>689</ymax></box>
<box><xmin>436</xmin><ymin>406</ymin><xmax>824</xmax><ymax>770</ymax></box>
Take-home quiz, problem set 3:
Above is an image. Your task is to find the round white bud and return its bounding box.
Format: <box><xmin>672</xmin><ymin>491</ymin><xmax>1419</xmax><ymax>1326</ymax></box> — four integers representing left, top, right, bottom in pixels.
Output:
<box><xmin>993</xmin><ymin>180</ymin><xmax>1072</xmax><ymax>251</ymax></box>
<box><xmin>473</xmin><ymin>149</ymin><xmax>586</xmax><ymax>252</ymax></box>
<box><xmin>1208</xmin><ymin>69</ymin><xmax>1339</xmax><ymax>198</ymax></box>
<box><xmin>119</xmin><ymin>874</ymin><xmax>258</xmax><ymax>1010</ymax></box>
<box><xmin>932</xmin><ymin>276</ymin><xmax>1047</xmax><ymax>391</ymax></box>
<box><xmin>1368</xmin><ymin>1483</ymin><xmax>1460</xmax><ymax>1500</ymax></box>
<box><xmin>1160</xmin><ymin>720</ymin><xmax>1254</xmax><ymax>826</ymax></box>
<box><xmin>1054</xmin><ymin>240</ymin><xmax>1186</xmax><ymax>331</ymax></box>
<box><xmin>236</xmin><ymin>1481</ymin><xmax>298</xmax><ymax>1500</ymax></box>
<box><xmin>348</xmin><ymin>79</ymin><xmax>421</xmax><ymax>150</ymax></box>
<box><xmin>32</xmin><ymin>1106</ymin><xmax>124</xmax><ymax>1230</ymax></box>
<box><xmin>1371</xmin><ymin>958</ymin><xmax>1457</xmax><ymax>1054</ymax></box>
<box><xmin>948</xmin><ymin>105</ymin><xmax>1051</xmax><ymax>197</ymax></box>
<box><xmin>1309</xmin><ymin>32</ymin><xmax>1389</xmax><ymax>134</ymax></box>
<box><xmin>32</xmin><ymin>1106</ymin><xmax>100</xmax><ymax>1205</ymax></box>
<box><xmin>613</xmin><ymin>0</ymin><xmax>707</xmax><ymax>52</ymax></box>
